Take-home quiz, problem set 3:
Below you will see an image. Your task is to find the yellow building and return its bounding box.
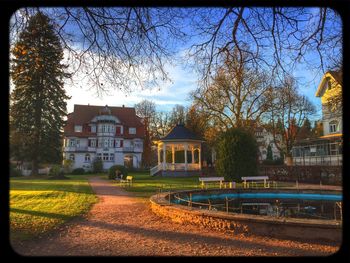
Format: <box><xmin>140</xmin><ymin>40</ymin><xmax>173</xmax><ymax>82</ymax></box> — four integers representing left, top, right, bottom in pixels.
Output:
<box><xmin>292</xmin><ymin>71</ymin><xmax>342</xmax><ymax>166</ymax></box>
<box><xmin>315</xmin><ymin>71</ymin><xmax>342</xmax><ymax>136</ymax></box>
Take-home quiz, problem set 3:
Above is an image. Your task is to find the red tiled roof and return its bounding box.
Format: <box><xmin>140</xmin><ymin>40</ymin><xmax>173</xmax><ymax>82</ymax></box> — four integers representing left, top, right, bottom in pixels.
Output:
<box><xmin>64</xmin><ymin>104</ymin><xmax>144</xmax><ymax>138</ymax></box>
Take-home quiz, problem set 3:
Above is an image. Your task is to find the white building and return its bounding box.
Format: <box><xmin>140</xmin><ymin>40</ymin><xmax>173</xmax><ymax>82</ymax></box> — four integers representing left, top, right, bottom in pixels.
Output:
<box><xmin>63</xmin><ymin>104</ymin><xmax>144</xmax><ymax>171</ymax></box>
<box><xmin>255</xmin><ymin>127</ymin><xmax>281</xmax><ymax>162</ymax></box>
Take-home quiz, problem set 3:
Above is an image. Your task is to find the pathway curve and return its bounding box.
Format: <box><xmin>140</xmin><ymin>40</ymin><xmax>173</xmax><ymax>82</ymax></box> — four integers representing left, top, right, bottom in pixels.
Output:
<box><xmin>12</xmin><ymin>177</ymin><xmax>340</xmax><ymax>256</ymax></box>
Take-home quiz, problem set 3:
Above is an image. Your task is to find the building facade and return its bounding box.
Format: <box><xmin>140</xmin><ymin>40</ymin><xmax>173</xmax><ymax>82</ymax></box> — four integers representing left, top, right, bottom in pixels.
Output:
<box><xmin>255</xmin><ymin>127</ymin><xmax>282</xmax><ymax>162</ymax></box>
<box><xmin>63</xmin><ymin>104</ymin><xmax>144</xmax><ymax>171</ymax></box>
<box><xmin>292</xmin><ymin>71</ymin><xmax>342</xmax><ymax>166</ymax></box>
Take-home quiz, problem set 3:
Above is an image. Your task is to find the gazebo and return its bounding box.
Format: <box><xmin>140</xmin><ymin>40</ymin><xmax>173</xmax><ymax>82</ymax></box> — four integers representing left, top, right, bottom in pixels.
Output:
<box><xmin>150</xmin><ymin>124</ymin><xmax>204</xmax><ymax>176</ymax></box>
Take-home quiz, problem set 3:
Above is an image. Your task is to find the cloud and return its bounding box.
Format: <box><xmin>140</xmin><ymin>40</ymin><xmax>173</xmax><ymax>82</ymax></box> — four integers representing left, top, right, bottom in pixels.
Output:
<box><xmin>64</xmin><ymin>53</ymin><xmax>199</xmax><ymax>113</ymax></box>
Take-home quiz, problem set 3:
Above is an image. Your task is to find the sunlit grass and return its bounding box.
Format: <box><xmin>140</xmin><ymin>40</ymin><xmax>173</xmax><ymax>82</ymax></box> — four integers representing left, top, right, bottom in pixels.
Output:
<box><xmin>10</xmin><ymin>174</ymin><xmax>98</xmax><ymax>242</ymax></box>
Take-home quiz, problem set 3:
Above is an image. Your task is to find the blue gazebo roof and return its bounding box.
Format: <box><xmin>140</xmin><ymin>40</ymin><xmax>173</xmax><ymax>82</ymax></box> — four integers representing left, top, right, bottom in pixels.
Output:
<box><xmin>160</xmin><ymin>124</ymin><xmax>203</xmax><ymax>142</ymax></box>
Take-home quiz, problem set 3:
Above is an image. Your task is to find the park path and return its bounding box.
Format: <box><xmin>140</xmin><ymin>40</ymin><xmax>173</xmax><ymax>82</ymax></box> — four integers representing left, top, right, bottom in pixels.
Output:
<box><xmin>12</xmin><ymin>177</ymin><xmax>340</xmax><ymax>256</ymax></box>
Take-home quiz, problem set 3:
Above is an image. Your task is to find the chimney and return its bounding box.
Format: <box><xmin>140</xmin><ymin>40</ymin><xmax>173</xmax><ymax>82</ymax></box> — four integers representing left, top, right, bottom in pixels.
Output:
<box><xmin>122</xmin><ymin>104</ymin><xmax>125</xmax><ymax>108</ymax></box>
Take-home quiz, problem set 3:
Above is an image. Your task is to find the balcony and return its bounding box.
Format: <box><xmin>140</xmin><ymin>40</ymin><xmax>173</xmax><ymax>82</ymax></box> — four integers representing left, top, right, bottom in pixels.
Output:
<box><xmin>123</xmin><ymin>146</ymin><xmax>134</xmax><ymax>152</ymax></box>
<box><xmin>64</xmin><ymin>146</ymin><xmax>88</xmax><ymax>152</ymax></box>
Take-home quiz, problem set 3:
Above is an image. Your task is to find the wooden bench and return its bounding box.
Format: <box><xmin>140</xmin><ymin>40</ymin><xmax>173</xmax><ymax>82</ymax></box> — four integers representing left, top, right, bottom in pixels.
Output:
<box><xmin>199</xmin><ymin>177</ymin><xmax>235</xmax><ymax>189</ymax></box>
<box><xmin>120</xmin><ymin>176</ymin><xmax>133</xmax><ymax>187</ymax></box>
<box><xmin>241</xmin><ymin>176</ymin><xmax>270</xmax><ymax>188</ymax></box>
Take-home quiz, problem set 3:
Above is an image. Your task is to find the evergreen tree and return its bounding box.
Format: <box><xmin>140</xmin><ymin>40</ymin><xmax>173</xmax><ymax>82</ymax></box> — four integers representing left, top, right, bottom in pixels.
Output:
<box><xmin>266</xmin><ymin>144</ymin><xmax>273</xmax><ymax>161</ymax></box>
<box><xmin>297</xmin><ymin>118</ymin><xmax>312</xmax><ymax>140</ymax></box>
<box><xmin>215</xmin><ymin>128</ymin><xmax>258</xmax><ymax>181</ymax></box>
<box><xmin>10</xmin><ymin>12</ymin><xmax>70</xmax><ymax>176</ymax></box>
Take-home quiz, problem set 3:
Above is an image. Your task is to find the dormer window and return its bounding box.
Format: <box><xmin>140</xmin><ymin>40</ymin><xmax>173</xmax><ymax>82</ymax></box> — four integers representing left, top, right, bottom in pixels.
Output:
<box><xmin>129</xmin><ymin>127</ymin><xmax>136</xmax><ymax>134</ymax></box>
<box><xmin>329</xmin><ymin>121</ymin><xmax>338</xmax><ymax>133</ymax></box>
<box><xmin>74</xmin><ymin>125</ymin><xmax>82</xmax><ymax>132</ymax></box>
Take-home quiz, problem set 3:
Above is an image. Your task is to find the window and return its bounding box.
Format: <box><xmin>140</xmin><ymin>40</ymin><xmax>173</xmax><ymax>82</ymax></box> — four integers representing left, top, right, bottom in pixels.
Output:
<box><xmin>129</xmin><ymin>127</ymin><xmax>136</xmax><ymax>134</ymax></box>
<box><xmin>97</xmin><ymin>153</ymin><xmax>102</xmax><ymax>160</ymax></box>
<box><xmin>329</xmin><ymin>121</ymin><xmax>338</xmax><ymax>133</ymax></box>
<box><xmin>104</xmin><ymin>138</ymin><xmax>108</xmax><ymax>148</ymax></box>
<box><xmin>74</xmin><ymin>125</ymin><xmax>82</xmax><ymax>132</ymax></box>
<box><xmin>91</xmin><ymin>125</ymin><xmax>96</xmax><ymax>133</ymax></box>
<box><xmin>109</xmin><ymin>138</ymin><xmax>114</xmax><ymax>148</ymax></box>
<box><xmin>69</xmin><ymin>139</ymin><xmax>76</xmax><ymax>147</ymax></box>
<box><xmin>103</xmin><ymin>153</ymin><xmax>109</xmax><ymax>161</ymax></box>
<box><xmin>90</xmin><ymin>139</ymin><xmax>96</xmax><ymax>147</ymax></box>
<box><xmin>109</xmin><ymin>153</ymin><xmax>114</xmax><ymax>161</ymax></box>
<box><xmin>69</xmin><ymin>154</ymin><xmax>75</xmax><ymax>161</ymax></box>
<box><xmin>85</xmin><ymin>154</ymin><xmax>91</xmax><ymax>162</ymax></box>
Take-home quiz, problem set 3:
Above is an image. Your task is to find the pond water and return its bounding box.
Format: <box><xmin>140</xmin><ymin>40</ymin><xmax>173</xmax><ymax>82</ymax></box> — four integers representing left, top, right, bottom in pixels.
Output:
<box><xmin>172</xmin><ymin>191</ymin><xmax>342</xmax><ymax>220</ymax></box>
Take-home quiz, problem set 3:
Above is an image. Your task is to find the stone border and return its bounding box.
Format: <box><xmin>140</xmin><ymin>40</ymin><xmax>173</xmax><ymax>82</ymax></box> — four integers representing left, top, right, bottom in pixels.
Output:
<box><xmin>150</xmin><ymin>189</ymin><xmax>342</xmax><ymax>243</ymax></box>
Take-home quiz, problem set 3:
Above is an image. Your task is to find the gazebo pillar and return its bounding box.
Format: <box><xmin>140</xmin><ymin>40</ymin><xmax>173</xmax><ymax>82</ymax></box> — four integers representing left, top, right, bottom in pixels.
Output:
<box><xmin>162</xmin><ymin>143</ymin><xmax>166</xmax><ymax>170</ymax></box>
<box><xmin>172</xmin><ymin>145</ymin><xmax>175</xmax><ymax>170</ymax></box>
<box><xmin>184</xmin><ymin>143</ymin><xmax>188</xmax><ymax>171</ymax></box>
<box><xmin>191</xmin><ymin>146</ymin><xmax>195</xmax><ymax>164</ymax></box>
<box><xmin>157</xmin><ymin>144</ymin><xmax>161</xmax><ymax>165</ymax></box>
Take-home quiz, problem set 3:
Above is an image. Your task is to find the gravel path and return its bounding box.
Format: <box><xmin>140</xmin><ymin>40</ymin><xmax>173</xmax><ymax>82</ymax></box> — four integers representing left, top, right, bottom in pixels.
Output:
<box><xmin>12</xmin><ymin>177</ymin><xmax>340</xmax><ymax>256</ymax></box>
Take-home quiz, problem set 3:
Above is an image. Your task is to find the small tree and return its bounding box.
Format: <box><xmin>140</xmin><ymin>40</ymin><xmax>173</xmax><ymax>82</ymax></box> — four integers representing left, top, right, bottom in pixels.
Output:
<box><xmin>266</xmin><ymin>144</ymin><xmax>273</xmax><ymax>161</ymax></box>
<box><xmin>63</xmin><ymin>159</ymin><xmax>73</xmax><ymax>173</ymax></box>
<box><xmin>215</xmin><ymin>128</ymin><xmax>258</xmax><ymax>182</ymax></box>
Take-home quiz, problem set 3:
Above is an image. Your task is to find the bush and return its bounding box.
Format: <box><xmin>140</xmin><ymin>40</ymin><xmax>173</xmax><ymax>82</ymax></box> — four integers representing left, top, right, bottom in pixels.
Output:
<box><xmin>10</xmin><ymin>163</ymin><xmax>22</xmax><ymax>177</ymax></box>
<box><xmin>92</xmin><ymin>158</ymin><xmax>103</xmax><ymax>173</ymax></box>
<box><xmin>108</xmin><ymin>165</ymin><xmax>128</xmax><ymax>180</ymax></box>
<box><xmin>262</xmin><ymin>158</ymin><xmax>284</xmax><ymax>165</ymax></box>
<box><xmin>71</xmin><ymin>168</ymin><xmax>85</xmax><ymax>175</ymax></box>
<box><xmin>63</xmin><ymin>159</ymin><xmax>74</xmax><ymax>173</ymax></box>
<box><xmin>49</xmin><ymin>164</ymin><xmax>64</xmax><ymax>177</ymax></box>
<box><xmin>215</xmin><ymin>128</ymin><xmax>258</xmax><ymax>182</ymax></box>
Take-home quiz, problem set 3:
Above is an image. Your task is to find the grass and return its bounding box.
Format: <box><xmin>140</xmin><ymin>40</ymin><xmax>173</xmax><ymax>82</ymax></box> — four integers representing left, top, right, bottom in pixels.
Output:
<box><xmin>10</xmin><ymin>174</ymin><xmax>98</xmax><ymax>242</ymax></box>
<box><xmin>107</xmin><ymin>171</ymin><xmax>297</xmax><ymax>199</ymax></box>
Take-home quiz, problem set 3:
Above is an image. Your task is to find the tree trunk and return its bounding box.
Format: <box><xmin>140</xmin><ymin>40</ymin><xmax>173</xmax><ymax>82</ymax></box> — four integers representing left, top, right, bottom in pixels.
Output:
<box><xmin>285</xmin><ymin>156</ymin><xmax>293</xmax><ymax>166</ymax></box>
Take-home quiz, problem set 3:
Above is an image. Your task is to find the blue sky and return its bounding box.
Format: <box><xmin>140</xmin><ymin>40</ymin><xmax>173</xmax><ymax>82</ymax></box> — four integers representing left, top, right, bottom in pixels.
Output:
<box><xmin>46</xmin><ymin>7</ymin><xmax>340</xmax><ymax>122</ymax></box>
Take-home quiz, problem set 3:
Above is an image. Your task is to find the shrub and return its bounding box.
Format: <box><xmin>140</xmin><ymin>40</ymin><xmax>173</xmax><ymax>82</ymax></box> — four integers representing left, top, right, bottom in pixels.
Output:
<box><xmin>92</xmin><ymin>158</ymin><xmax>103</xmax><ymax>173</ymax></box>
<box><xmin>49</xmin><ymin>164</ymin><xmax>64</xmax><ymax>177</ymax></box>
<box><xmin>262</xmin><ymin>157</ymin><xmax>284</xmax><ymax>165</ymax></box>
<box><xmin>215</xmin><ymin>128</ymin><xmax>258</xmax><ymax>182</ymax></box>
<box><xmin>71</xmin><ymin>168</ymin><xmax>85</xmax><ymax>175</ymax></box>
<box><xmin>108</xmin><ymin>165</ymin><xmax>128</xmax><ymax>180</ymax></box>
<box><xmin>63</xmin><ymin>159</ymin><xmax>74</xmax><ymax>173</ymax></box>
<box><xmin>10</xmin><ymin>163</ymin><xmax>22</xmax><ymax>177</ymax></box>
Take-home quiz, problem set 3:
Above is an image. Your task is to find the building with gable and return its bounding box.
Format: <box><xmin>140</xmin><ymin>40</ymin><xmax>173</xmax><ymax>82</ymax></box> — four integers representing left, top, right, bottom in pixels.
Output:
<box><xmin>63</xmin><ymin>104</ymin><xmax>144</xmax><ymax>170</ymax></box>
<box><xmin>292</xmin><ymin>71</ymin><xmax>342</xmax><ymax>165</ymax></box>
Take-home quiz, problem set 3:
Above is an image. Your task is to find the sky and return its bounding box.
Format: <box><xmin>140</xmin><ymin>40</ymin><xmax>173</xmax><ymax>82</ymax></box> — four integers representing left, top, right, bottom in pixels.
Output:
<box><xmin>64</xmin><ymin>52</ymin><xmax>324</xmax><ymax>121</ymax></box>
<box><xmin>11</xmin><ymin>7</ymin><xmax>340</xmax><ymax>122</ymax></box>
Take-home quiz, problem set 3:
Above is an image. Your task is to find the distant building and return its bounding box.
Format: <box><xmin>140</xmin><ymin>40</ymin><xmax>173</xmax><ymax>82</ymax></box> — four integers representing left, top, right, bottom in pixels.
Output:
<box><xmin>292</xmin><ymin>71</ymin><xmax>342</xmax><ymax>165</ymax></box>
<box><xmin>255</xmin><ymin>126</ymin><xmax>282</xmax><ymax>162</ymax></box>
<box><xmin>63</xmin><ymin>104</ymin><xmax>144</xmax><ymax>171</ymax></box>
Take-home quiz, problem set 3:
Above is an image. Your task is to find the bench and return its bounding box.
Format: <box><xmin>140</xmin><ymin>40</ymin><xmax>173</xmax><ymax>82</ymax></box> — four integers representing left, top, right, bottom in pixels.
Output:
<box><xmin>241</xmin><ymin>176</ymin><xmax>270</xmax><ymax>188</ymax></box>
<box><xmin>199</xmin><ymin>177</ymin><xmax>235</xmax><ymax>189</ymax></box>
<box><xmin>120</xmin><ymin>176</ymin><xmax>133</xmax><ymax>187</ymax></box>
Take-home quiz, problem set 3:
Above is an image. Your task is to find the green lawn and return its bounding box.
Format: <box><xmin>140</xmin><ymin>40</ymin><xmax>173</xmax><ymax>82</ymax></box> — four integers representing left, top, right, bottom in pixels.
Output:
<box><xmin>108</xmin><ymin>172</ymin><xmax>297</xmax><ymax>199</ymax></box>
<box><xmin>10</xmin><ymin>174</ymin><xmax>98</xmax><ymax>241</ymax></box>
<box><xmin>108</xmin><ymin>172</ymin><xmax>232</xmax><ymax>199</ymax></box>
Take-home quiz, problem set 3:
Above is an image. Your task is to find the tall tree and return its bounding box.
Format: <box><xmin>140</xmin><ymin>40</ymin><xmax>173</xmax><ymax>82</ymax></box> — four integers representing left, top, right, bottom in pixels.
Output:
<box><xmin>266</xmin><ymin>76</ymin><xmax>316</xmax><ymax>160</ymax></box>
<box><xmin>296</xmin><ymin>118</ymin><xmax>313</xmax><ymax>140</ymax></box>
<box><xmin>169</xmin><ymin>104</ymin><xmax>187</xmax><ymax>127</ymax></box>
<box><xmin>10</xmin><ymin>12</ymin><xmax>70</xmax><ymax>175</ymax></box>
<box><xmin>135</xmin><ymin>99</ymin><xmax>157</xmax><ymax>167</ymax></box>
<box><xmin>191</xmin><ymin>49</ymin><xmax>272</xmax><ymax>130</ymax></box>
